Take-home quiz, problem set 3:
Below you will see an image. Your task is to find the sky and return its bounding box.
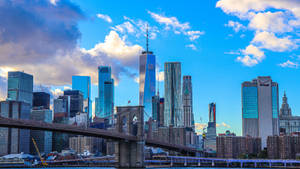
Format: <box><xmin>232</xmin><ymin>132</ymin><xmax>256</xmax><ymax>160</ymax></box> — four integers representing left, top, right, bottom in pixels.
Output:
<box><xmin>0</xmin><ymin>0</ymin><xmax>299</xmax><ymax>135</ymax></box>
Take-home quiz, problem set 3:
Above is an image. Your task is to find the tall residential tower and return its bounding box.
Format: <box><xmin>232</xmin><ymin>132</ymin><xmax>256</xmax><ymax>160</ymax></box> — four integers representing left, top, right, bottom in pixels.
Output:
<box><xmin>242</xmin><ymin>76</ymin><xmax>279</xmax><ymax>148</ymax></box>
<box><xmin>182</xmin><ymin>76</ymin><xmax>194</xmax><ymax>128</ymax></box>
<box><xmin>164</xmin><ymin>62</ymin><xmax>183</xmax><ymax>127</ymax></box>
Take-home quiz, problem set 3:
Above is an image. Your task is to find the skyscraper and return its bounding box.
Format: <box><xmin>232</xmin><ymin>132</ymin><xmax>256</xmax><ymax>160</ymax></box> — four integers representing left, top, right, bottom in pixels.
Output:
<box><xmin>182</xmin><ymin>75</ymin><xmax>194</xmax><ymax>128</ymax></box>
<box><xmin>164</xmin><ymin>62</ymin><xmax>183</xmax><ymax>127</ymax></box>
<box><xmin>139</xmin><ymin>27</ymin><xmax>156</xmax><ymax>122</ymax></box>
<box><xmin>7</xmin><ymin>71</ymin><xmax>33</xmax><ymax>106</ymax></box>
<box><xmin>33</xmin><ymin>92</ymin><xmax>50</xmax><ymax>109</ymax></box>
<box><xmin>98</xmin><ymin>66</ymin><xmax>114</xmax><ymax>122</ymax></box>
<box><xmin>242</xmin><ymin>76</ymin><xmax>279</xmax><ymax>148</ymax></box>
<box><xmin>72</xmin><ymin>76</ymin><xmax>92</xmax><ymax>118</ymax></box>
<box><xmin>205</xmin><ymin>103</ymin><xmax>217</xmax><ymax>151</ymax></box>
<box><xmin>0</xmin><ymin>101</ymin><xmax>31</xmax><ymax>155</ymax></box>
<box><xmin>64</xmin><ymin>90</ymin><xmax>84</xmax><ymax>118</ymax></box>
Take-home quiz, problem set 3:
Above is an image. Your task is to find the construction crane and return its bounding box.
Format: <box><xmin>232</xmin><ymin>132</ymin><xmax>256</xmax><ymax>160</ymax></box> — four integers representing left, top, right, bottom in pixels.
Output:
<box><xmin>32</xmin><ymin>137</ymin><xmax>48</xmax><ymax>166</ymax></box>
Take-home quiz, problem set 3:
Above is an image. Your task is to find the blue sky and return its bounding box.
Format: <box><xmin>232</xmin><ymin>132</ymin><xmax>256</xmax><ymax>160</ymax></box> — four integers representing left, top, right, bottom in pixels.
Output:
<box><xmin>0</xmin><ymin>0</ymin><xmax>299</xmax><ymax>135</ymax></box>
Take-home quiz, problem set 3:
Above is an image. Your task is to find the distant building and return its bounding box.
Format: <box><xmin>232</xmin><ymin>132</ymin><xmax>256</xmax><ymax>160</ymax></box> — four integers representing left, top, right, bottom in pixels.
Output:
<box><xmin>69</xmin><ymin>112</ymin><xmax>88</xmax><ymax>128</ymax></box>
<box><xmin>205</xmin><ymin>103</ymin><xmax>217</xmax><ymax>152</ymax></box>
<box><xmin>182</xmin><ymin>76</ymin><xmax>194</xmax><ymax>129</ymax></box>
<box><xmin>139</xmin><ymin>50</ymin><xmax>156</xmax><ymax>122</ymax></box>
<box><xmin>30</xmin><ymin>107</ymin><xmax>52</xmax><ymax>155</ymax></box>
<box><xmin>267</xmin><ymin>135</ymin><xmax>300</xmax><ymax>159</ymax></box>
<box><xmin>64</xmin><ymin>90</ymin><xmax>83</xmax><ymax>118</ymax></box>
<box><xmin>7</xmin><ymin>71</ymin><xmax>33</xmax><ymax>106</ymax></box>
<box><xmin>217</xmin><ymin>136</ymin><xmax>261</xmax><ymax>158</ymax></box>
<box><xmin>33</xmin><ymin>92</ymin><xmax>50</xmax><ymax>109</ymax></box>
<box><xmin>164</xmin><ymin>62</ymin><xmax>183</xmax><ymax>127</ymax></box>
<box><xmin>279</xmin><ymin>92</ymin><xmax>300</xmax><ymax>135</ymax></box>
<box><xmin>53</xmin><ymin>96</ymin><xmax>71</xmax><ymax>152</ymax></box>
<box><xmin>72</xmin><ymin>76</ymin><xmax>92</xmax><ymax>119</ymax></box>
<box><xmin>0</xmin><ymin>101</ymin><xmax>31</xmax><ymax>156</ymax></box>
<box><xmin>242</xmin><ymin>76</ymin><xmax>279</xmax><ymax>148</ymax></box>
<box><xmin>152</xmin><ymin>95</ymin><xmax>160</xmax><ymax>125</ymax></box>
<box><xmin>98</xmin><ymin>66</ymin><xmax>114</xmax><ymax>123</ymax></box>
<box><xmin>159</xmin><ymin>98</ymin><xmax>165</xmax><ymax>127</ymax></box>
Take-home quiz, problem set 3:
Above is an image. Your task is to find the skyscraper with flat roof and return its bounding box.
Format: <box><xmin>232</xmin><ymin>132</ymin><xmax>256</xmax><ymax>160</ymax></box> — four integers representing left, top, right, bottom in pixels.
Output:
<box><xmin>72</xmin><ymin>76</ymin><xmax>92</xmax><ymax>118</ymax></box>
<box><xmin>7</xmin><ymin>71</ymin><xmax>33</xmax><ymax>106</ymax></box>
<box><xmin>205</xmin><ymin>103</ymin><xmax>217</xmax><ymax>151</ymax></box>
<box><xmin>33</xmin><ymin>92</ymin><xmax>50</xmax><ymax>109</ymax></box>
<box><xmin>242</xmin><ymin>76</ymin><xmax>279</xmax><ymax>148</ymax></box>
<box><xmin>164</xmin><ymin>62</ymin><xmax>183</xmax><ymax>127</ymax></box>
<box><xmin>182</xmin><ymin>75</ymin><xmax>194</xmax><ymax>128</ymax></box>
<box><xmin>98</xmin><ymin>66</ymin><xmax>114</xmax><ymax>122</ymax></box>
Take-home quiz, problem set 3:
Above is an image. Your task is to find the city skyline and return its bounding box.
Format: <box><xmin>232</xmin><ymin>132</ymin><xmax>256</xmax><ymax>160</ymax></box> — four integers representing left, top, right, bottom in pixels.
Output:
<box><xmin>0</xmin><ymin>0</ymin><xmax>299</xmax><ymax>136</ymax></box>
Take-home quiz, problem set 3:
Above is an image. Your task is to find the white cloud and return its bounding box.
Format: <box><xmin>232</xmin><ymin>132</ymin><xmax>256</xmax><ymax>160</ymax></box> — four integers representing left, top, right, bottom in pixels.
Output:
<box><xmin>221</xmin><ymin>122</ymin><xmax>231</xmax><ymax>128</ymax></box>
<box><xmin>112</xmin><ymin>21</ymin><xmax>134</xmax><ymax>33</ymax></box>
<box><xmin>236</xmin><ymin>55</ymin><xmax>258</xmax><ymax>67</ymax></box>
<box><xmin>225</xmin><ymin>20</ymin><xmax>246</xmax><ymax>32</ymax></box>
<box><xmin>97</xmin><ymin>13</ymin><xmax>112</xmax><ymax>23</ymax></box>
<box><xmin>249</xmin><ymin>11</ymin><xmax>292</xmax><ymax>33</ymax></box>
<box><xmin>185</xmin><ymin>31</ymin><xmax>205</xmax><ymax>41</ymax></box>
<box><xmin>148</xmin><ymin>11</ymin><xmax>204</xmax><ymax>41</ymax></box>
<box><xmin>186</xmin><ymin>44</ymin><xmax>197</xmax><ymax>50</ymax></box>
<box><xmin>242</xmin><ymin>44</ymin><xmax>265</xmax><ymax>61</ymax></box>
<box><xmin>156</xmin><ymin>71</ymin><xmax>164</xmax><ymax>82</ymax></box>
<box><xmin>217</xmin><ymin>0</ymin><xmax>300</xmax><ymax>66</ymax></box>
<box><xmin>148</xmin><ymin>11</ymin><xmax>190</xmax><ymax>32</ymax></box>
<box><xmin>252</xmin><ymin>31</ymin><xmax>297</xmax><ymax>52</ymax></box>
<box><xmin>111</xmin><ymin>16</ymin><xmax>159</xmax><ymax>40</ymax></box>
<box><xmin>51</xmin><ymin>88</ymin><xmax>64</xmax><ymax>98</ymax></box>
<box><xmin>279</xmin><ymin>60</ymin><xmax>299</xmax><ymax>69</ymax></box>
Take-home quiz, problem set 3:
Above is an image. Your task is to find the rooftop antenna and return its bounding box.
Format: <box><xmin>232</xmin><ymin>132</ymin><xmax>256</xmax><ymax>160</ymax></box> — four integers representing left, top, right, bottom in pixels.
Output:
<box><xmin>146</xmin><ymin>24</ymin><xmax>149</xmax><ymax>53</ymax></box>
<box><xmin>157</xmin><ymin>69</ymin><xmax>160</xmax><ymax>96</ymax></box>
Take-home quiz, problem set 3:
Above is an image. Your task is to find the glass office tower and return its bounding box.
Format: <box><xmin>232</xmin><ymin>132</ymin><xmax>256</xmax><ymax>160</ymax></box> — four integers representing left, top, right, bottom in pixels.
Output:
<box><xmin>98</xmin><ymin>66</ymin><xmax>114</xmax><ymax>121</ymax></box>
<box><xmin>7</xmin><ymin>71</ymin><xmax>33</xmax><ymax>106</ymax></box>
<box><xmin>72</xmin><ymin>76</ymin><xmax>92</xmax><ymax>118</ymax></box>
<box><xmin>242</xmin><ymin>76</ymin><xmax>279</xmax><ymax>148</ymax></box>
<box><xmin>164</xmin><ymin>62</ymin><xmax>183</xmax><ymax>127</ymax></box>
<box><xmin>139</xmin><ymin>51</ymin><xmax>156</xmax><ymax>122</ymax></box>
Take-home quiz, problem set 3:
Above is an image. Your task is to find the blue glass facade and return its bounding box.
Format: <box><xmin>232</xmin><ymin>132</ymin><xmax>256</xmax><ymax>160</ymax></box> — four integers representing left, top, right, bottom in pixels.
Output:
<box><xmin>164</xmin><ymin>62</ymin><xmax>183</xmax><ymax>127</ymax></box>
<box><xmin>7</xmin><ymin>71</ymin><xmax>33</xmax><ymax>106</ymax></box>
<box><xmin>98</xmin><ymin>66</ymin><xmax>114</xmax><ymax>120</ymax></box>
<box><xmin>72</xmin><ymin>76</ymin><xmax>92</xmax><ymax>118</ymax></box>
<box><xmin>242</xmin><ymin>86</ymin><xmax>258</xmax><ymax>119</ymax></box>
<box><xmin>139</xmin><ymin>52</ymin><xmax>156</xmax><ymax>122</ymax></box>
<box><xmin>272</xmin><ymin>86</ymin><xmax>278</xmax><ymax>118</ymax></box>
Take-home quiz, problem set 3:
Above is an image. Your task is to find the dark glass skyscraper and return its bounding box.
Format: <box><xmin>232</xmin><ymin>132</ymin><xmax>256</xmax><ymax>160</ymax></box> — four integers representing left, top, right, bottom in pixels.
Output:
<box><xmin>63</xmin><ymin>90</ymin><xmax>83</xmax><ymax>118</ymax></box>
<box><xmin>7</xmin><ymin>71</ymin><xmax>33</xmax><ymax>106</ymax></box>
<box><xmin>242</xmin><ymin>76</ymin><xmax>279</xmax><ymax>148</ymax></box>
<box><xmin>98</xmin><ymin>66</ymin><xmax>114</xmax><ymax>122</ymax></box>
<box><xmin>33</xmin><ymin>92</ymin><xmax>50</xmax><ymax>109</ymax></box>
<box><xmin>72</xmin><ymin>76</ymin><xmax>92</xmax><ymax>118</ymax></box>
<box><xmin>164</xmin><ymin>62</ymin><xmax>183</xmax><ymax>127</ymax></box>
<box><xmin>205</xmin><ymin>102</ymin><xmax>217</xmax><ymax>151</ymax></box>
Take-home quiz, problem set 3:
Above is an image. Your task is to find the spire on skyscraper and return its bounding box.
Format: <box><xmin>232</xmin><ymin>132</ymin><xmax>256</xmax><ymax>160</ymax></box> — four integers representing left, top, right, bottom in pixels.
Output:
<box><xmin>146</xmin><ymin>24</ymin><xmax>149</xmax><ymax>53</ymax></box>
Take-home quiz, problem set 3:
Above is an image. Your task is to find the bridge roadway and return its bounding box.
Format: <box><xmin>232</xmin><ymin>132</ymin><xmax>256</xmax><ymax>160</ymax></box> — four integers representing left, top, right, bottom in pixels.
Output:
<box><xmin>0</xmin><ymin>117</ymin><xmax>199</xmax><ymax>154</ymax></box>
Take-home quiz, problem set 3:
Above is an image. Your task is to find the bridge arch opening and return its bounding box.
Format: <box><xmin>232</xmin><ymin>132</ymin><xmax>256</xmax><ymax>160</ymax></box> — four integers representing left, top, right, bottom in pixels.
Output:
<box><xmin>131</xmin><ymin>115</ymin><xmax>138</xmax><ymax>136</ymax></box>
<box><xmin>122</xmin><ymin>116</ymin><xmax>128</xmax><ymax>133</ymax></box>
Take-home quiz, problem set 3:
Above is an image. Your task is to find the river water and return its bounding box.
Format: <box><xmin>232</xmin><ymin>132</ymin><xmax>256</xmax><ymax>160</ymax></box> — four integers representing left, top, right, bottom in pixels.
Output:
<box><xmin>2</xmin><ymin>167</ymin><xmax>279</xmax><ymax>169</ymax></box>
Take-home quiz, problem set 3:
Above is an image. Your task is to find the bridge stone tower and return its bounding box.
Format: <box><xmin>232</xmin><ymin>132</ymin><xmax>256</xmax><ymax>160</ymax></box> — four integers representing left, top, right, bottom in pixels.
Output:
<box><xmin>115</xmin><ymin>106</ymin><xmax>145</xmax><ymax>168</ymax></box>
